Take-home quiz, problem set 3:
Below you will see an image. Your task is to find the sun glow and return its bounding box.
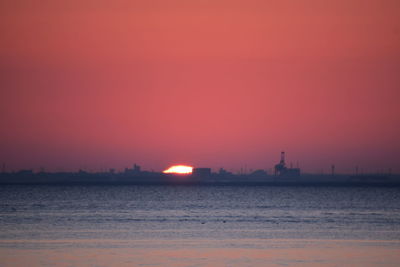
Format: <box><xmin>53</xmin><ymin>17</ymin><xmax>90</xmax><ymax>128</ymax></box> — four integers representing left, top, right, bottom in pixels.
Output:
<box><xmin>163</xmin><ymin>165</ymin><xmax>193</xmax><ymax>174</ymax></box>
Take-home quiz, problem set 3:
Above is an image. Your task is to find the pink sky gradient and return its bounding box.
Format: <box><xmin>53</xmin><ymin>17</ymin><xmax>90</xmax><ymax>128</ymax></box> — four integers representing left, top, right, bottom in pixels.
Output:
<box><xmin>1</xmin><ymin>0</ymin><xmax>399</xmax><ymax>173</ymax></box>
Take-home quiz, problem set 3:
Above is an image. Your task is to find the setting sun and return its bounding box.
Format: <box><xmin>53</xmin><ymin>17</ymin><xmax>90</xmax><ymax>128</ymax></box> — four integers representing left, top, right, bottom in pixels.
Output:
<box><xmin>163</xmin><ymin>165</ymin><xmax>193</xmax><ymax>174</ymax></box>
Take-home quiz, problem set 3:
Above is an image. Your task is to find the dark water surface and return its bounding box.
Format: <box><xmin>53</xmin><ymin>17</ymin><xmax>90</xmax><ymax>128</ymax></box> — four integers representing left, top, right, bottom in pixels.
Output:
<box><xmin>1</xmin><ymin>185</ymin><xmax>400</xmax><ymax>244</ymax></box>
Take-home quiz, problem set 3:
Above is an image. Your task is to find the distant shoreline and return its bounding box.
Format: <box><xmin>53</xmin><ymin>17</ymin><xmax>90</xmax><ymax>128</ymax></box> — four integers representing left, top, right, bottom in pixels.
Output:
<box><xmin>1</xmin><ymin>181</ymin><xmax>400</xmax><ymax>187</ymax></box>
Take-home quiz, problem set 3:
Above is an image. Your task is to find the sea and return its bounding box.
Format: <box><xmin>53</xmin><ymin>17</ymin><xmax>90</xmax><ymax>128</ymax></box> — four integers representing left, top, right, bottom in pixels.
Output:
<box><xmin>1</xmin><ymin>185</ymin><xmax>400</xmax><ymax>266</ymax></box>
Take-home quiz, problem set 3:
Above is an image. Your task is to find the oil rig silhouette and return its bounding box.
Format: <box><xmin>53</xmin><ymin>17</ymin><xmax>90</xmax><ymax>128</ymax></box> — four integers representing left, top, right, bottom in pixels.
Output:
<box><xmin>274</xmin><ymin>151</ymin><xmax>300</xmax><ymax>177</ymax></box>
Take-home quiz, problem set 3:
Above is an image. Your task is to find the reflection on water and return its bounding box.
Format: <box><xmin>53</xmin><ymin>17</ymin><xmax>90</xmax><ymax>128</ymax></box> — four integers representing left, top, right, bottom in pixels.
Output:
<box><xmin>0</xmin><ymin>185</ymin><xmax>400</xmax><ymax>266</ymax></box>
<box><xmin>1</xmin><ymin>239</ymin><xmax>400</xmax><ymax>267</ymax></box>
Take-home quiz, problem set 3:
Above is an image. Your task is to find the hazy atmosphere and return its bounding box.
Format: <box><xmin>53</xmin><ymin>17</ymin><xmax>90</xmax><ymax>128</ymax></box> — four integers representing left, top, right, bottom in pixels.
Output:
<box><xmin>2</xmin><ymin>2</ymin><xmax>400</xmax><ymax>267</ymax></box>
<box><xmin>1</xmin><ymin>0</ymin><xmax>399</xmax><ymax>173</ymax></box>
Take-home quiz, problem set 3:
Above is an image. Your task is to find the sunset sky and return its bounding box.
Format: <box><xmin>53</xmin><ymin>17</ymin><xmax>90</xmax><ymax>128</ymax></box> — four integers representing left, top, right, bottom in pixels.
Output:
<box><xmin>1</xmin><ymin>0</ymin><xmax>399</xmax><ymax>173</ymax></box>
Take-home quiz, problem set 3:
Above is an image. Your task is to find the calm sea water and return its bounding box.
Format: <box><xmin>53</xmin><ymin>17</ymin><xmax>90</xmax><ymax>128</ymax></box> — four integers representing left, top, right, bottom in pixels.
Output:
<box><xmin>1</xmin><ymin>185</ymin><xmax>400</xmax><ymax>245</ymax></box>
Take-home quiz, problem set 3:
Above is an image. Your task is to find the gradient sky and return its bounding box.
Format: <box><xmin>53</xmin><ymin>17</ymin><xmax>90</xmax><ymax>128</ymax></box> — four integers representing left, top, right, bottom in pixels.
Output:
<box><xmin>1</xmin><ymin>0</ymin><xmax>399</xmax><ymax>174</ymax></box>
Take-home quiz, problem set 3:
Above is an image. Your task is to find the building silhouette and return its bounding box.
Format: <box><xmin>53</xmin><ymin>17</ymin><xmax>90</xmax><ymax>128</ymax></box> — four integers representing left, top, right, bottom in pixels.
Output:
<box><xmin>274</xmin><ymin>151</ymin><xmax>300</xmax><ymax>177</ymax></box>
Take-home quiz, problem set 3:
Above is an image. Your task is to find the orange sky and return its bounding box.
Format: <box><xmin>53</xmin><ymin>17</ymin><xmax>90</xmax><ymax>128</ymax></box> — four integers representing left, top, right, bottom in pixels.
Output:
<box><xmin>1</xmin><ymin>0</ymin><xmax>399</xmax><ymax>173</ymax></box>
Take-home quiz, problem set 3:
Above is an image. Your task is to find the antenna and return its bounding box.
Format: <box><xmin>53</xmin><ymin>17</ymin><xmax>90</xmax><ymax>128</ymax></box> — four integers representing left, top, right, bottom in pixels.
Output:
<box><xmin>280</xmin><ymin>151</ymin><xmax>285</xmax><ymax>166</ymax></box>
